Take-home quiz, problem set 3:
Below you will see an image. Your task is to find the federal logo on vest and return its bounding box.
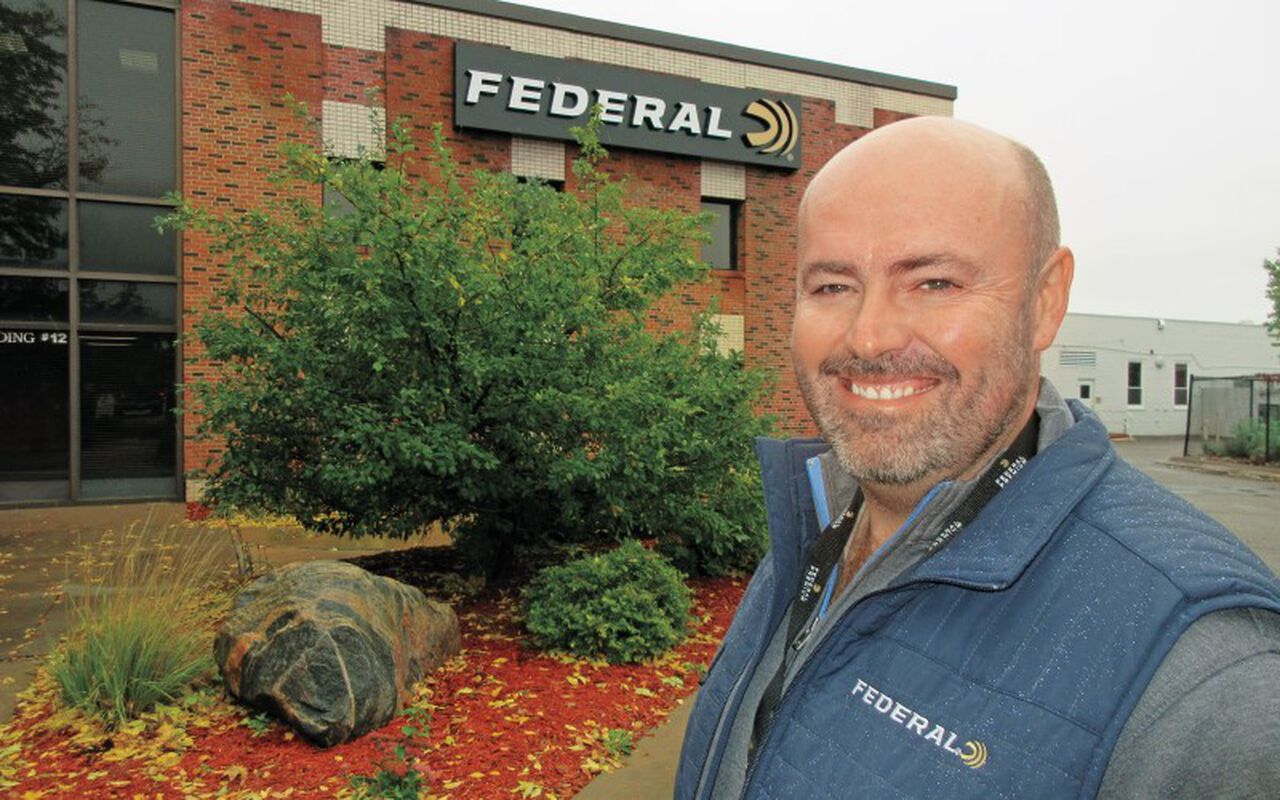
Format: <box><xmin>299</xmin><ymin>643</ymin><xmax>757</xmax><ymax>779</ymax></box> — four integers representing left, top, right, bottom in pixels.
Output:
<box><xmin>851</xmin><ymin>678</ymin><xmax>989</xmax><ymax>769</ymax></box>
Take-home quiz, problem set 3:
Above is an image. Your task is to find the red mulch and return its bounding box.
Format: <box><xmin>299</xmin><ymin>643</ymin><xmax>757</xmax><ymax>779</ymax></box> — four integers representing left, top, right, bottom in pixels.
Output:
<box><xmin>1</xmin><ymin>576</ymin><xmax>744</xmax><ymax>799</ymax></box>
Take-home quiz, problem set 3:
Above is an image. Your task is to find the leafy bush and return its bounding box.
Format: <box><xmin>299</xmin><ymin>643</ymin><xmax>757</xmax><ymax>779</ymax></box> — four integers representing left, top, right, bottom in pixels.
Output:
<box><xmin>522</xmin><ymin>541</ymin><xmax>692</xmax><ymax>664</ymax></box>
<box><xmin>1204</xmin><ymin>419</ymin><xmax>1280</xmax><ymax>460</ymax></box>
<box><xmin>167</xmin><ymin>119</ymin><xmax>772</xmax><ymax>577</ymax></box>
<box><xmin>48</xmin><ymin>525</ymin><xmax>226</xmax><ymax>728</ymax></box>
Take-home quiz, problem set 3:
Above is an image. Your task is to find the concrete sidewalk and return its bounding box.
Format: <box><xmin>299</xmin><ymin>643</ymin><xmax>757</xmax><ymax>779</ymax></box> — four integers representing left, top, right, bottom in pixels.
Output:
<box><xmin>574</xmin><ymin>695</ymin><xmax>693</xmax><ymax>799</ymax></box>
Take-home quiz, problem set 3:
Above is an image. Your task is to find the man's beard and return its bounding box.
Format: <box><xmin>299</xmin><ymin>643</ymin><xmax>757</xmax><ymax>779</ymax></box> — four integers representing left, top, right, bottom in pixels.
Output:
<box><xmin>795</xmin><ymin>340</ymin><xmax>1034</xmax><ymax>487</ymax></box>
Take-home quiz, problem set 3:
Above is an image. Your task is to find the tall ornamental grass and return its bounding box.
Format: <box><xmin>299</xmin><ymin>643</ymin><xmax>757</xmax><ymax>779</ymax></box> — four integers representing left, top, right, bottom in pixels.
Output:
<box><xmin>48</xmin><ymin>518</ymin><xmax>230</xmax><ymax>728</ymax></box>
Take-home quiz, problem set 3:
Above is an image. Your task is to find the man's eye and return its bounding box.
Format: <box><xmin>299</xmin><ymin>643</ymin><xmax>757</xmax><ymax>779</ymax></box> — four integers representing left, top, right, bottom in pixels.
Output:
<box><xmin>919</xmin><ymin>278</ymin><xmax>957</xmax><ymax>291</ymax></box>
<box><xmin>816</xmin><ymin>283</ymin><xmax>851</xmax><ymax>295</ymax></box>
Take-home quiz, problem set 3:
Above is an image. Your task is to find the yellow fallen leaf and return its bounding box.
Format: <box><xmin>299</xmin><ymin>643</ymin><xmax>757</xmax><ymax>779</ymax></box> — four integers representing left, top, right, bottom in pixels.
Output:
<box><xmin>154</xmin><ymin>751</ymin><xmax>182</xmax><ymax>770</ymax></box>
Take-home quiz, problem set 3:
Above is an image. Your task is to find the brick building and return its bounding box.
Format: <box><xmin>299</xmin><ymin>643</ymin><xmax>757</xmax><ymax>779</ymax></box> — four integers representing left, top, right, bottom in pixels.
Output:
<box><xmin>0</xmin><ymin>0</ymin><xmax>955</xmax><ymax>505</ymax></box>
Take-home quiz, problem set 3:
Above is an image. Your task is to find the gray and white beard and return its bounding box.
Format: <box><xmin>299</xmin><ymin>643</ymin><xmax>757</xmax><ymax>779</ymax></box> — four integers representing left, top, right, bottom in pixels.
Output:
<box><xmin>795</xmin><ymin>338</ymin><xmax>1035</xmax><ymax>487</ymax></box>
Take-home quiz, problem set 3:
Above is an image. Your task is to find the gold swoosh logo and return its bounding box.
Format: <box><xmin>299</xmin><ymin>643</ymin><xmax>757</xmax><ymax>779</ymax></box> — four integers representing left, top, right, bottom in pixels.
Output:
<box><xmin>960</xmin><ymin>740</ymin><xmax>988</xmax><ymax>769</ymax></box>
<box><xmin>743</xmin><ymin>99</ymin><xmax>798</xmax><ymax>156</ymax></box>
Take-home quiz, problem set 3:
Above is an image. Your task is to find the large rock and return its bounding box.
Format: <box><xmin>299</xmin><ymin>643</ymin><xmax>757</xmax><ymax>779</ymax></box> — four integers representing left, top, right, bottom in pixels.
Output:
<box><xmin>214</xmin><ymin>560</ymin><xmax>460</xmax><ymax>746</ymax></box>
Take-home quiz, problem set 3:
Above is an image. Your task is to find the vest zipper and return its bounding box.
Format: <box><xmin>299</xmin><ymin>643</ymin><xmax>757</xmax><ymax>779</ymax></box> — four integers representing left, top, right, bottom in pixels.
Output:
<box><xmin>691</xmin><ymin>586</ymin><xmax>792</xmax><ymax>800</ymax></box>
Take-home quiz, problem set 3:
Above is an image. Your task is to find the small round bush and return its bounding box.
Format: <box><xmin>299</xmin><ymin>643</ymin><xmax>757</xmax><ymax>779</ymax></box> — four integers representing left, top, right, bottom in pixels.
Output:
<box><xmin>522</xmin><ymin>540</ymin><xmax>693</xmax><ymax>664</ymax></box>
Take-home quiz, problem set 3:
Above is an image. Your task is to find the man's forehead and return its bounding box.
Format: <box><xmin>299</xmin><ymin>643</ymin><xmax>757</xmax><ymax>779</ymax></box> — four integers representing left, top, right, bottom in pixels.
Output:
<box><xmin>801</xmin><ymin>118</ymin><xmax>1027</xmax><ymax>216</ymax></box>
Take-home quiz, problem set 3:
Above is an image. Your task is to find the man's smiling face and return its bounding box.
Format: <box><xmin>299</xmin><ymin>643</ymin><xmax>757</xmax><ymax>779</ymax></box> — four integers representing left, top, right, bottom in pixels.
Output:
<box><xmin>792</xmin><ymin>119</ymin><xmax>1065</xmax><ymax>490</ymax></box>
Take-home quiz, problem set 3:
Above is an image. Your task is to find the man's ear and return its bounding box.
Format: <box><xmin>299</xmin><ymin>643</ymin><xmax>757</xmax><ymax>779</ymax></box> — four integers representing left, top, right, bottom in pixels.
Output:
<box><xmin>1032</xmin><ymin>246</ymin><xmax>1074</xmax><ymax>351</ymax></box>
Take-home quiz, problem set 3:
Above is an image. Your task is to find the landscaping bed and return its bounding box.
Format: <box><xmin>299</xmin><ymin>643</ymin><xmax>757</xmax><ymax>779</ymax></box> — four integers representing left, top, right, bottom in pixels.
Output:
<box><xmin>0</xmin><ymin>546</ymin><xmax>744</xmax><ymax>799</ymax></box>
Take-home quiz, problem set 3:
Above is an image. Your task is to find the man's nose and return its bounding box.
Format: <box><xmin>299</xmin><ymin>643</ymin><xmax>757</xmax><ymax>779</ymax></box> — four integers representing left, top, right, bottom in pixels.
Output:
<box><xmin>843</xmin><ymin>288</ymin><xmax>911</xmax><ymax>360</ymax></box>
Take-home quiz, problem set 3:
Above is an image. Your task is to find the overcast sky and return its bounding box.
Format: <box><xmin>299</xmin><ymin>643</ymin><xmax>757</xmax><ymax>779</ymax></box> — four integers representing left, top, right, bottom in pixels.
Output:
<box><xmin>518</xmin><ymin>0</ymin><xmax>1279</xmax><ymax>324</ymax></box>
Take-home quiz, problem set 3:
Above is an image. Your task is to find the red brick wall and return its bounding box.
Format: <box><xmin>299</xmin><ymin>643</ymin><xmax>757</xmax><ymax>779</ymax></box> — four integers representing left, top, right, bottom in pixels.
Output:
<box><xmin>386</xmin><ymin>32</ymin><xmax>510</xmax><ymax>178</ymax></box>
<box><xmin>179</xmin><ymin>6</ymin><xmax>916</xmax><ymax>479</ymax></box>
<box><xmin>181</xmin><ymin>0</ymin><xmax>323</xmax><ymax>474</ymax></box>
<box><xmin>324</xmin><ymin>43</ymin><xmax>384</xmax><ymax>106</ymax></box>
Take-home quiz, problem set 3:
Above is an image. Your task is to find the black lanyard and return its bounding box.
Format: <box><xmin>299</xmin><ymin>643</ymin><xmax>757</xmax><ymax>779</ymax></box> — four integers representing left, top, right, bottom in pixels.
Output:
<box><xmin>749</xmin><ymin>412</ymin><xmax>1041</xmax><ymax>761</ymax></box>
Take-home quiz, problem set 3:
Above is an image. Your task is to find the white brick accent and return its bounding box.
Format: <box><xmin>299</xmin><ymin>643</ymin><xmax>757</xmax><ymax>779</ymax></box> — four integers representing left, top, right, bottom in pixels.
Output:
<box><xmin>701</xmin><ymin>161</ymin><xmax>745</xmax><ymax>200</ymax></box>
<box><xmin>252</xmin><ymin>0</ymin><xmax>322</xmax><ymax>13</ymax></box>
<box><xmin>710</xmin><ymin>313</ymin><xmax>745</xmax><ymax>355</ymax></box>
<box><xmin>871</xmin><ymin>87</ymin><xmax>954</xmax><ymax>120</ymax></box>
<box><xmin>322</xmin><ymin>100</ymin><xmax>386</xmax><ymax>159</ymax></box>
<box><xmin>511</xmin><ymin>137</ymin><xmax>565</xmax><ymax>181</ymax></box>
<box><xmin>322</xmin><ymin>0</ymin><xmax>388</xmax><ymax>50</ymax></box>
<box><xmin>241</xmin><ymin>0</ymin><xmax>953</xmax><ymax>125</ymax></box>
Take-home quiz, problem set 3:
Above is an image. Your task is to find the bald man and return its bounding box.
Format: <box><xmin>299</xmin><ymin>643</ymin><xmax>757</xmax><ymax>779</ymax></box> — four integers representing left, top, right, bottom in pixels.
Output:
<box><xmin>675</xmin><ymin>118</ymin><xmax>1280</xmax><ymax>799</ymax></box>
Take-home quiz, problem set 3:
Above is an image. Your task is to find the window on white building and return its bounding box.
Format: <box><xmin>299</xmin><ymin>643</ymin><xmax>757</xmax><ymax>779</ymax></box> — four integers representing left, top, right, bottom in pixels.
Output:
<box><xmin>1127</xmin><ymin>361</ymin><xmax>1143</xmax><ymax>407</ymax></box>
<box><xmin>1173</xmin><ymin>363</ymin><xmax>1189</xmax><ymax>408</ymax></box>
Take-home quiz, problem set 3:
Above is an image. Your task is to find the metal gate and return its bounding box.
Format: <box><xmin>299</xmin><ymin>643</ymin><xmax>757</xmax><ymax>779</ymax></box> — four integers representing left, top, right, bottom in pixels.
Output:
<box><xmin>1183</xmin><ymin>374</ymin><xmax>1280</xmax><ymax>462</ymax></box>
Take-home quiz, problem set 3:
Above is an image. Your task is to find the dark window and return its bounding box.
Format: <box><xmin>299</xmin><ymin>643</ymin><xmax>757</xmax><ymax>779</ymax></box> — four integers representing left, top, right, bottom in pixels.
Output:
<box><xmin>1127</xmin><ymin>361</ymin><xmax>1143</xmax><ymax>406</ymax></box>
<box><xmin>76</xmin><ymin>0</ymin><xmax>175</xmax><ymax>196</ymax></box>
<box><xmin>323</xmin><ymin>158</ymin><xmax>386</xmax><ymax>218</ymax></box>
<box><xmin>0</xmin><ymin>1</ymin><xmax>178</xmax><ymax>503</ymax></box>
<box><xmin>80</xmin><ymin>279</ymin><xmax>175</xmax><ymax>325</ymax></box>
<box><xmin>0</xmin><ymin>195</ymin><xmax>68</xmax><ymax>268</ymax></box>
<box><xmin>0</xmin><ymin>329</ymin><xmax>69</xmax><ymax>499</ymax></box>
<box><xmin>1173</xmin><ymin>362</ymin><xmax>1189</xmax><ymax>407</ymax></box>
<box><xmin>79</xmin><ymin>201</ymin><xmax>174</xmax><ymax>274</ymax></box>
<box><xmin>79</xmin><ymin>332</ymin><xmax>175</xmax><ymax>498</ymax></box>
<box><xmin>1078</xmin><ymin>383</ymin><xmax>1092</xmax><ymax>400</ymax></box>
<box><xmin>0</xmin><ymin>0</ymin><xmax>69</xmax><ymax>189</ymax></box>
<box><xmin>515</xmin><ymin>174</ymin><xmax>563</xmax><ymax>191</ymax></box>
<box><xmin>322</xmin><ymin>182</ymin><xmax>356</xmax><ymax>218</ymax></box>
<box><xmin>0</xmin><ymin>275</ymin><xmax>68</xmax><ymax>322</ymax></box>
<box><xmin>701</xmin><ymin>200</ymin><xmax>738</xmax><ymax>270</ymax></box>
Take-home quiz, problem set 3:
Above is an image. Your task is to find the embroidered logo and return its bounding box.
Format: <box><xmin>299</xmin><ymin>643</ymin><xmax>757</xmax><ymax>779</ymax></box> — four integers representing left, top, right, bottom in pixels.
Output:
<box><xmin>851</xmin><ymin>678</ymin><xmax>988</xmax><ymax>770</ymax></box>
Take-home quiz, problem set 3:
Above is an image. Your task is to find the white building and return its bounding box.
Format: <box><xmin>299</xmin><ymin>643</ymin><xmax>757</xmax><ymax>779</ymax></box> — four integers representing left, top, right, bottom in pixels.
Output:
<box><xmin>1043</xmin><ymin>313</ymin><xmax>1280</xmax><ymax>437</ymax></box>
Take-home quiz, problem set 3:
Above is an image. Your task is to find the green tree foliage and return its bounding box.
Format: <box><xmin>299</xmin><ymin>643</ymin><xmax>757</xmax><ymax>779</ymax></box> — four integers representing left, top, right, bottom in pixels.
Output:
<box><xmin>1265</xmin><ymin>251</ymin><xmax>1280</xmax><ymax>344</ymax></box>
<box><xmin>522</xmin><ymin>540</ymin><xmax>692</xmax><ymax>664</ymax></box>
<box><xmin>169</xmin><ymin>122</ymin><xmax>772</xmax><ymax>576</ymax></box>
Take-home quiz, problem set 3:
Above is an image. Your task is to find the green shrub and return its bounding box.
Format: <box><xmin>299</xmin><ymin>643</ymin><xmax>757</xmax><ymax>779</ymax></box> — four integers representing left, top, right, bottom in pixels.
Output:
<box><xmin>522</xmin><ymin>541</ymin><xmax>692</xmax><ymax>664</ymax></box>
<box><xmin>47</xmin><ymin>525</ymin><xmax>225</xmax><ymax>728</ymax></box>
<box><xmin>167</xmin><ymin>119</ymin><xmax>772</xmax><ymax>578</ymax></box>
<box><xmin>1204</xmin><ymin>419</ymin><xmax>1280</xmax><ymax>460</ymax></box>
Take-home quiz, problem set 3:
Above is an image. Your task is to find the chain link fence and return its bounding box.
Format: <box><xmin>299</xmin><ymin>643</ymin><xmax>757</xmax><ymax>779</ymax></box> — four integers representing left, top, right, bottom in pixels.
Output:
<box><xmin>1183</xmin><ymin>374</ymin><xmax>1280</xmax><ymax>462</ymax></box>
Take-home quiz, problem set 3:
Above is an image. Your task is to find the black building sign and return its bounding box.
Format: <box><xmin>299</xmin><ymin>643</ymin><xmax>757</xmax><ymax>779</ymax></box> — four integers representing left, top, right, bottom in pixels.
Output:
<box><xmin>455</xmin><ymin>43</ymin><xmax>802</xmax><ymax>170</ymax></box>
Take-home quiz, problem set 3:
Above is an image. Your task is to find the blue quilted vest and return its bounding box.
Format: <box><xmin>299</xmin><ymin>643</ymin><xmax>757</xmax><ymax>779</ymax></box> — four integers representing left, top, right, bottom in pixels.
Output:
<box><xmin>676</xmin><ymin>402</ymin><xmax>1280</xmax><ymax>799</ymax></box>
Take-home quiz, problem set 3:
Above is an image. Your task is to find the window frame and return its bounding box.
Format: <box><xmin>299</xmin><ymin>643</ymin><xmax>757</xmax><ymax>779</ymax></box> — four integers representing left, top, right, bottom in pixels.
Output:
<box><xmin>700</xmin><ymin>198</ymin><xmax>740</xmax><ymax>272</ymax></box>
<box><xmin>1127</xmin><ymin>361</ymin><xmax>1144</xmax><ymax>408</ymax></box>
<box><xmin>1173</xmin><ymin>362</ymin><xmax>1189</xmax><ymax>408</ymax></box>
<box><xmin>0</xmin><ymin>0</ymin><xmax>181</xmax><ymax>503</ymax></box>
